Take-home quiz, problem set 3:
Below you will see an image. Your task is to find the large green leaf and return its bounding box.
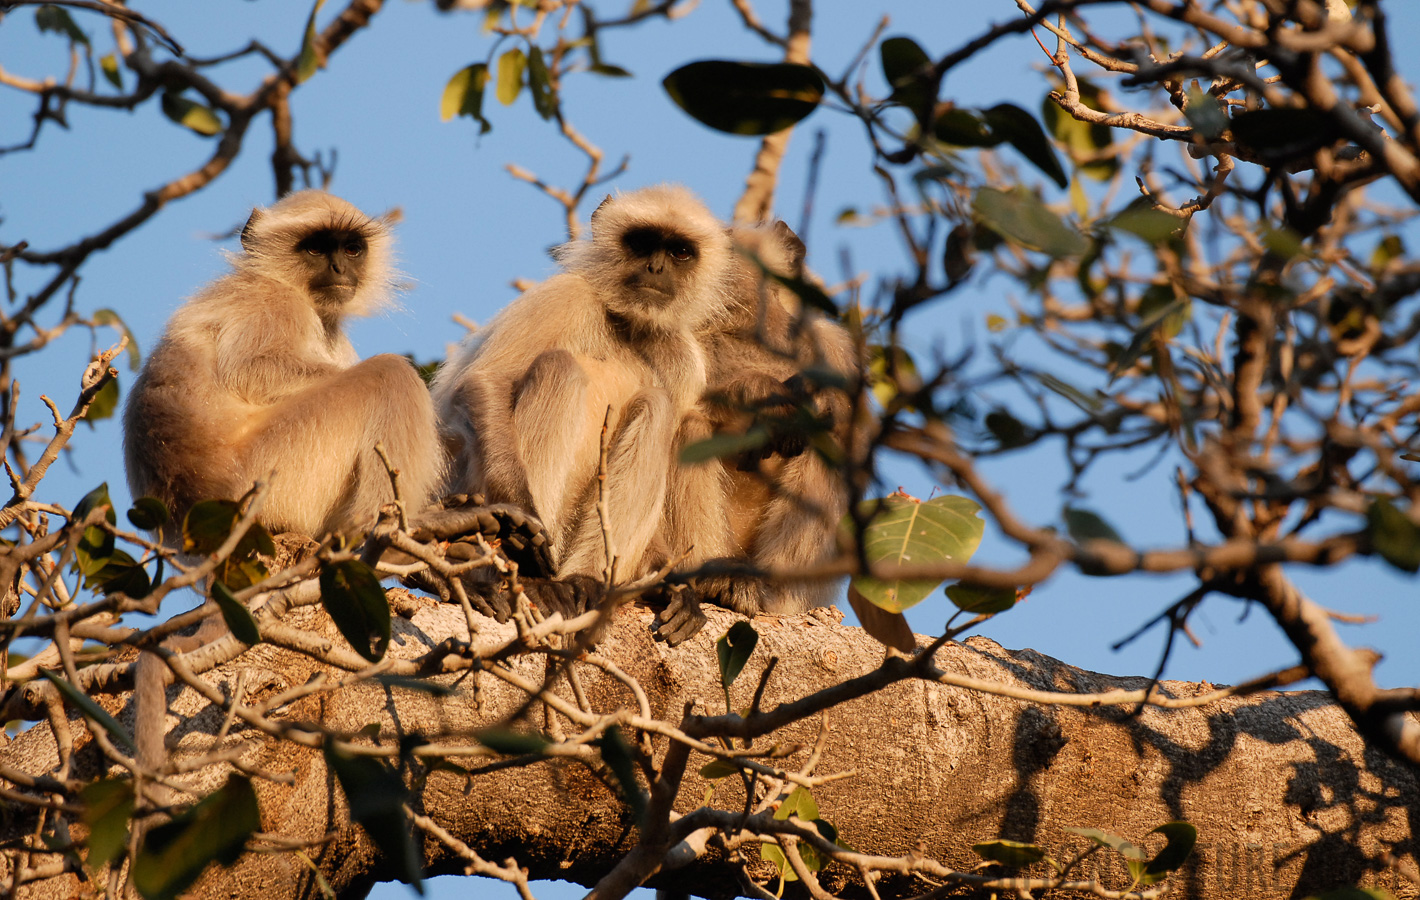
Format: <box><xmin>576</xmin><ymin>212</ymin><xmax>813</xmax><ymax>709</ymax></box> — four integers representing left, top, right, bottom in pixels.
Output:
<box><xmin>716</xmin><ymin>621</ymin><xmax>759</xmax><ymax>691</ymax></box>
<box><xmin>324</xmin><ymin>743</ymin><xmax>423</xmax><ymax>894</ymax></box>
<box><xmin>132</xmin><ymin>775</ymin><xmax>260</xmax><ymax>900</ymax></box>
<box><xmin>80</xmin><ymin>779</ymin><xmax>135</xmax><ymax>871</ymax></box>
<box><xmin>73</xmin><ymin>483</ymin><xmax>116</xmax><ymax>577</ymax></box>
<box><xmin>972</xmin><ymin>187</ymin><xmax>1087</xmax><ymax>258</ymax></box>
<box><xmin>664</xmin><ymin>61</ymin><xmax>823</xmax><ymax>135</ymax></box>
<box><xmin>212</xmin><ymin>582</ymin><xmax>262</xmax><ymax>646</ymax></box>
<box><xmin>440</xmin><ymin>64</ymin><xmax>492</xmax><ymax>132</ymax></box>
<box><xmin>182</xmin><ymin>499</ymin><xmax>274</xmax><ymax>590</ymax></box>
<box><xmin>1367</xmin><ymin>498</ymin><xmax>1420</xmax><ymax>573</ymax></box>
<box><xmin>880</xmin><ymin>36</ymin><xmax>933</xmax><ymax>118</ymax></box>
<box><xmin>527</xmin><ymin>46</ymin><xmax>556</xmax><ymax>119</ymax></box>
<box><xmin>40</xmin><ymin>669</ymin><xmax>136</xmax><ymax>753</ymax></box>
<box><xmin>846</xmin><ymin>494</ymin><xmax>985</xmax><ymax>613</ymax></box>
<box><xmin>595</xmin><ymin>725</ymin><xmax>646</xmax><ymax>825</ymax></box>
<box><xmin>295</xmin><ymin>0</ymin><xmax>327</xmax><ymax>83</ymax></box>
<box><xmin>972</xmin><ymin>839</ymin><xmax>1047</xmax><ymax>868</ymax></box>
<box><xmin>983</xmin><ymin>103</ymin><xmax>1067</xmax><ymax>188</ymax></box>
<box><xmin>35</xmin><ymin>5</ymin><xmax>88</xmax><ymax>44</ymax></box>
<box><xmin>160</xmin><ymin>92</ymin><xmax>222</xmax><ymax>137</ymax></box>
<box><xmin>319</xmin><ymin>559</ymin><xmax>391</xmax><ymax>663</ymax></box>
<box><xmin>496</xmin><ymin>47</ymin><xmax>526</xmax><ymax>106</ymax></box>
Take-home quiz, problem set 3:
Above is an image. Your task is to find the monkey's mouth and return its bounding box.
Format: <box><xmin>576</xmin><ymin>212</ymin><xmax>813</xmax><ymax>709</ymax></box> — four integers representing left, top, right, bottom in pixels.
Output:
<box><xmin>625</xmin><ymin>274</ymin><xmax>676</xmax><ymax>301</ymax></box>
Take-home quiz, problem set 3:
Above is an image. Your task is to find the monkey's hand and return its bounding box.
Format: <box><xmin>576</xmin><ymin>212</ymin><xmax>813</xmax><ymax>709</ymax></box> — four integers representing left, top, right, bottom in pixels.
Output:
<box><xmin>694</xmin><ymin>567</ymin><xmax>765</xmax><ymax>618</ymax></box>
<box><xmin>649</xmin><ymin>582</ymin><xmax>709</xmax><ymax>646</ymax></box>
<box><xmin>409</xmin><ymin>495</ymin><xmax>554</xmax><ymax>577</ymax></box>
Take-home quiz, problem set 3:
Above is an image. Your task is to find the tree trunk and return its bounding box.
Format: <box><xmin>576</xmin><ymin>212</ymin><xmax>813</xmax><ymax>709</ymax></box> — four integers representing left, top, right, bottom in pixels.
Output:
<box><xmin>1</xmin><ymin>595</ymin><xmax>1416</xmax><ymax>899</ymax></box>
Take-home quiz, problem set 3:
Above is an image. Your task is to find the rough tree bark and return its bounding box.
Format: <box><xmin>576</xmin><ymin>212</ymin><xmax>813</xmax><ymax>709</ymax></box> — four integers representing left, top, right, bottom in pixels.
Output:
<box><xmin>1</xmin><ymin>595</ymin><xmax>1416</xmax><ymax>900</ymax></box>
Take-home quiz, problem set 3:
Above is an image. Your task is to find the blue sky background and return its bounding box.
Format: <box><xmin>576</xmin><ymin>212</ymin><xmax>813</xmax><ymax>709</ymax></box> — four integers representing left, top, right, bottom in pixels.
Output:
<box><xmin>3</xmin><ymin>2</ymin><xmax>1419</xmax><ymax>897</ymax></box>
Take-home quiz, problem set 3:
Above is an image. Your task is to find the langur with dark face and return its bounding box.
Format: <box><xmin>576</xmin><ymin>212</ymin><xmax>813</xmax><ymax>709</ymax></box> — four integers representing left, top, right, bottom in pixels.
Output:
<box><xmin>123</xmin><ymin>190</ymin><xmax>444</xmax><ymax>784</ymax></box>
<box><xmin>655</xmin><ymin>220</ymin><xmax>861</xmax><ymax>643</ymax></box>
<box><xmin>433</xmin><ymin>185</ymin><xmax>733</xmax><ymax>594</ymax></box>
<box><xmin>123</xmin><ymin>190</ymin><xmax>443</xmax><ymax>541</ymax></box>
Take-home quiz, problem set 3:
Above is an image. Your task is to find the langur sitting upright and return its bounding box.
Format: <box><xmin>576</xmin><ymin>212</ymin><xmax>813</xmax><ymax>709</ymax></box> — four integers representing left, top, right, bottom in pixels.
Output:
<box><xmin>433</xmin><ymin>185</ymin><xmax>734</xmax><ymax>596</ymax></box>
<box><xmin>123</xmin><ymin>189</ymin><xmax>443</xmax><ymax>541</ymax></box>
<box><xmin>654</xmin><ymin>219</ymin><xmax>861</xmax><ymax>644</ymax></box>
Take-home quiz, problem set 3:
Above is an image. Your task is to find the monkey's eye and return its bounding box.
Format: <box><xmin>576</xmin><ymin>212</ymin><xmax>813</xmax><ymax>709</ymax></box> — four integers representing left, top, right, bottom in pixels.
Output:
<box><xmin>667</xmin><ymin>242</ymin><xmax>694</xmax><ymax>262</ymax></box>
<box><xmin>622</xmin><ymin>228</ymin><xmax>661</xmax><ymax>258</ymax></box>
<box><xmin>343</xmin><ymin>239</ymin><xmax>365</xmax><ymax>257</ymax></box>
<box><xmin>297</xmin><ymin>233</ymin><xmax>338</xmax><ymax>256</ymax></box>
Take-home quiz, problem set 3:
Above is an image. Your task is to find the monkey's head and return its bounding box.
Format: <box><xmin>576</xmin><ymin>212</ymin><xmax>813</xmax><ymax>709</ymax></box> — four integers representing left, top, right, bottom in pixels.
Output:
<box><xmin>237</xmin><ymin>190</ymin><xmax>398</xmax><ymax>322</ymax></box>
<box><xmin>562</xmin><ymin>185</ymin><xmax>734</xmax><ymax>333</ymax></box>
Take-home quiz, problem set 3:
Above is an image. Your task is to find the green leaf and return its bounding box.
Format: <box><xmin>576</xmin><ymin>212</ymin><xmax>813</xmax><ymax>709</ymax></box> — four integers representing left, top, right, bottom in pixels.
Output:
<box><xmin>73</xmin><ymin>483</ymin><xmax>116</xmax><ymax>578</ymax></box>
<box><xmin>440</xmin><ymin>64</ymin><xmax>491</xmax><ymax>132</ymax></box>
<box><xmin>774</xmin><ymin>785</ymin><xmax>819</xmax><ymax>822</ymax></box>
<box><xmin>295</xmin><ymin>0</ymin><xmax>328</xmax><ymax>83</ymax></box>
<box><xmin>474</xmin><ymin>728</ymin><xmax>551</xmax><ymax>755</ymax></box>
<box><xmin>373</xmin><ymin>674</ymin><xmax>453</xmax><ymax>697</ymax></box>
<box><xmin>323</xmin><ymin>743</ymin><xmax>423</xmax><ymax>894</ymax></box>
<box><xmin>132</xmin><ymin>775</ymin><xmax>260</xmax><ymax>900</ymax></box>
<box><xmin>496</xmin><ymin>47</ymin><xmax>526</xmax><ymax>106</ymax></box>
<box><xmin>846</xmin><ymin>494</ymin><xmax>985</xmax><ymax>613</ymax></box>
<box><xmin>1182</xmin><ymin>87</ymin><xmax>1228</xmax><ymax>140</ymax></box>
<box><xmin>85</xmin><ymin>548</ymin><xmax>152</xmax><ymax>598</ymax></box>
<box><xmin>716</xmin><ymin>621</ymin><xmax>759</xmax><ymax>690</ymax></box>
<box><xmin>595</xmin><ymin>725</ymin><xmax>646</xmax><ymax>825</ymax></box>
<box><xmin>933</xmin><ymin>108</ymin><xmax>999</xmax><ymax>147</ymax></box>
<box><xmin>944</xmin><ymin>583</ymin><xmax>1017</xmax><ymax>614</ymax></box>
<box><xmin>1367</xmin><ymin>498</ymin><xmax>1420</xmax><ymax>573</ymax></box>
<box><xmin>527</xmin><ymin>46</ymin><xmax>556</xmax><ymax>120</ymax></box>
<box><xmin>679</xmin><ymin>428</ymin><xmax>769</xmax><ymax>465</ymax></box>
<box><xmin>1108</xmin><ymin>204</ymin><xmax>1187</xmax><ymax>244</ymax></box>
<box><xmin>984</xmin><ymin>408</ymin><xmax>1030</xmax><ymax>449</ymax></box>
<box><xmin>1230</xmin><ymin>107</ymin><xmax>1341</xmax><ymax>163</ymax></box>
<box><xmin>83</xmin><ymin>377</ymin><xmax>119</xmax><ymax>427</ymax></box>
<box><xmin>868</xmin><ymin>345</ymin><xmax>921</xmax><ymax>409</ymax></box>
<box><xmin>35</xmin><ymin>5</ymin><xmax>88</xmax><ymax>44</ymax></box>
<box><xmin>590</xmin><ymin>63</ymin><xmax>632</xmax><ymax>78</ymax></box>
<box><xmin>880</xmin><ymin>36</ymin><xmax>933</xmax><ymax>118</ymax></box>
<box><xmin>160</xmin><ymin>92</ymin><xmax>222</xmax><ymax>137</ymax></box>
<box><xmin>1064</xmin><ymin>506</ymin><xmax>1124</xmax><ymax>544</ymax></box>
<box><xmin>972</xmin><ymin>187</ymin><xmax>1086</xmax><ymax>258</ymax></box>
<box><xmin>80</xmin><ymin>779</ymin><xmax>135</xmax><ymax>871</ymax></box>
<box><xmin>100</xmin><ymin>53</ymin><xmax>123</xmax><ymax>90</ymax></box>
<box><xmin>212</xmin><ymin>582</ymin><xmax>261</xmax><ymax>646</ymax></box>
<box><xmin>1370</xmin><ymin>234</ymin><xmax>1405</xmax><ymax>274</ymax></box>
<box><xmin>1109</xmin><ymin>293</ymin><xmax>1190</xmax><ymax>380</ymax></box>
<box><xmin>319</xmin><ymin>559</ymin><xmax>391</xmax><ymax>663</ymax></box>
<box><xmin>664</xmin><ymin>60</ymin><xmax>824</xmax><ymax>136</ymax></box>
<box><xmin>699</xmin><ymin>758</ymin><xmax>741</xmax><ymax>779</ymax></box>
<box><xmin>1140</xmin><ymin>821</ymin><xmax>1196</xmax><ymax>883</ymax></box>
<box><xmin>91</xmin><ymin>309</ymin><xmax>142</xmax><ymax>370</ymax></box>
<box><xmin>39</xmin><ymin>669</ymin><xmax>136</xmax><ymax>754</ymax></box>
<box><xmin>984</xmin><ymin>103</ymin><xmax>1067</xmax><ymax>188</ymax></box>
<box><xmin>181</xmin><ymin>499</ymin><xmax>274</xmax><ymax>589</ymax></box>
<box><xmin>973</xmin><ymin>839</ymin><xmax>1046</xmax><ymax>867</ymax></box>
<box><xmin>1041</xmin><ymin>81</ymin><xmax>1117</xmax><ymax>181</ymax></box>
<box><xmin>127</xmin><ymin>497</ymin><xmax>171</xmax><ymax>531</ymax></box>
<box><xmin>1067</xmin><ymin>826</ymin><xmax>1138</xmax><ymax>858</ymax></box>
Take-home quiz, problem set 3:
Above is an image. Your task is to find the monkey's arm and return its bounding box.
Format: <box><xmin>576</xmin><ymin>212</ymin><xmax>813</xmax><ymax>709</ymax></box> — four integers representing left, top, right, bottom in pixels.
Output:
<box><xmin>212</xmin><ymin>302</ymin><xmax>341</xmax><ymax>405</ymax></box>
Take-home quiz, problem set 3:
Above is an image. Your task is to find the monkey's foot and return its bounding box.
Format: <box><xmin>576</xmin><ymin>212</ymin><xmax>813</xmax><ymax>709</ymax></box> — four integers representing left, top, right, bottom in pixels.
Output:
<box><xmin>468</xmin><ymin>573</ymin><xmax>603</xmax><ymax>624</ymax></box>
<box><xmin>409</xmin><ymin>495</ymin><xmax>553</xmax><ymax>576</ymax></box>
<box><xmin>695</xmin><ymin>572</ymin><xmax>765</xmax><ymax>618</ymax></box>
<box><xmin>649</xmin><ymin>583</ymin><xmax>708</xmax><ymax>646</ymax></box>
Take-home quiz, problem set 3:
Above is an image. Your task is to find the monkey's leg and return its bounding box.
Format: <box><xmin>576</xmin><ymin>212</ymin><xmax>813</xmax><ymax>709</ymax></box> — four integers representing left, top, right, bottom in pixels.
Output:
<box><xmin>560</xmin><ymin>388</ymin><xmax>676</xmax><ymax>580</ymax></box>
<box><xmin>750</xmin><ymin>453</ymin><xmax>844</xmax><ymax>614</ymax></box>
<box><xmin>508</xmin><ymin>349</ymin><xmax>604</xmax><ymax>547</ymax></box>
<box><xmin>341</xmin><ymin>354</ymin><xmax>443</xmax><ymax>524</ymax></box>
<box><xmin>243</xmin><ymin>354</ymin><xmax>435</xmax><ymax>536</ymax></box>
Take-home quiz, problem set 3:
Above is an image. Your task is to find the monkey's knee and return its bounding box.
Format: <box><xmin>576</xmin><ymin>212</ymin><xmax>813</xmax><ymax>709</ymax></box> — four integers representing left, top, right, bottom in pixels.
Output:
<box><xmin>516</xmin><ymin>349</ymin><xmax>589</xmax><ymax>407</ymax></box>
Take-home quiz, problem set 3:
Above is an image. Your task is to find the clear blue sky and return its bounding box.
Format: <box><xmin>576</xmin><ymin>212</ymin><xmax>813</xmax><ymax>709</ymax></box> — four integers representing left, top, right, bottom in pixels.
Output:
<box><xmin>3</xmin><ymin>3</ymin><xmax>1419</xmax><ymax>898</ymax></box>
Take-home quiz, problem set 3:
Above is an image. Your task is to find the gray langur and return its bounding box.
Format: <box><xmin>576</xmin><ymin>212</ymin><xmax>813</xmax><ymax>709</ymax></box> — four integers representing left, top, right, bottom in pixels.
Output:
<box><xmin>656</xmin><ymin>219</ymin><xmax>860</xmax><ymax>643</ymax></box>
<box><xmin>123</xmin><ymin>190</ymin><xmax>443</xmax><ymax>787</ymax></box>
<box><xmin>123</xmin><ymin>189</ymin><xmax>443</xmax><ymax>541</ymax></box>
<box><xmin>432</xmin><ymin>185</ymin><xmax>734</xmax><ymax>592</ymax></box>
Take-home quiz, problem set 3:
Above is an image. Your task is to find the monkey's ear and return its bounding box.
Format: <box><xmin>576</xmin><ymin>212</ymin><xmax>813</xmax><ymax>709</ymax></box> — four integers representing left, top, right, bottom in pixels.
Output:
<box><xmin>590</xmin><ymin>195</ymin><xmax>614</xmax><ymax>226</ymax></box>
<box><xmin>239</xmin><ymin>209</ymin><xmax>264</xmax><ymax>253</ymax></box>
<box><xmin>771</xmin><ymin>220</ymin><xmax>807</xmax><ymax>277</ymax></box>
<box><xmin>376</xmin><ymin>206</ymin><xmax>404</xmax><ymax>227</ymax></box>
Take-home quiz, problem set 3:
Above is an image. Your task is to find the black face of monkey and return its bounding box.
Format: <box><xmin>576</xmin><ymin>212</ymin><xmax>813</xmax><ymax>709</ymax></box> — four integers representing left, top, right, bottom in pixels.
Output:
<box><xmin>295</xmin><ymin>228</ymin><xmax>369</xmax><ymax>304</ymax></box>
<box><xmin>619</xmin><ymin>226</ymin><xmax>699</xmax><ymax>301</ymax></box>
